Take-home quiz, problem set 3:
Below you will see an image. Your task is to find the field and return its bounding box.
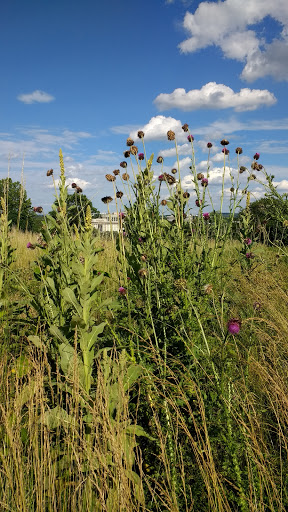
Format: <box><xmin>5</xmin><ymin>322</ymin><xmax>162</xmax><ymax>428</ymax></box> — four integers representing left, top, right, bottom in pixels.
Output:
<box><xmin>1</xmin><ymin>134</ymin><xmax>288</xmax><ymax>512</ymax></box>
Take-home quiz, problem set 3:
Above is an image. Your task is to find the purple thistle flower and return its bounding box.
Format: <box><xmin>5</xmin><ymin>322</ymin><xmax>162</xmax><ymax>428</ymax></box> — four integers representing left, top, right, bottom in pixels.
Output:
<box><xmin>227</xmin><ymin>318</ymin><xmax>241</xmax><ymax>334</ymax></box>
<box><xmin>118</xmin><ymin>287</ymin><xmax>127</xmax><ymax>296</ymax></box>
<box><xmin>187</xmin><ymin>135</ymin><xmax>194</xmax><ymax>142</ymax></box>
<box><xmin>138</xmin><ymin>153</ymin><xmax>144</xmax><ymax>160</ymax></box>
<box><xmin>195</xmin><ymin>199</ymin><xmax>202</xmax><ymax>207</ymax></box>
<box><xmin>222</xmin><ymin>148</ymin><xmax>229</xmax><ymax>155</ymax></box>
<box><xmin>245</xmin><ymin>252</ymin><xmax>254</xmax><ymax>259</ymax></box>
<box><xmin>207</xmin><ymin>142</ymin><xmax>213</xmax><ymax>148</ymax></box>
<box><xmin>203</xmin><ymin>212</ymin><xmax>210</xmax><ymax>220</ymax></box>
<box><xmin>254</xmin><ymin>153</ymin><xmax>260</xmax><ymax>160</ymax></box>
<box><xmin>244</xmin><ymin>237</ymin><xmax>252</xmax><ymax>245</ymax></box>
<box><xmin>138</xmin><ymin>237</ymin><xmax>143</xmax><ymax>243</ymax></box>
<box><xmin>26</xmin><ymin>242</ymin><xmax>35</xmax><ymax>249</ymax></box>
<box><xmin>158</xmin><ymin>174</ymin><xmax>165</xmax><ymax>182</ymax></box>
<box><xmin>201</xmin><ymin>178</ymin><xmax>208</xmax><ymax>187</ymax></box>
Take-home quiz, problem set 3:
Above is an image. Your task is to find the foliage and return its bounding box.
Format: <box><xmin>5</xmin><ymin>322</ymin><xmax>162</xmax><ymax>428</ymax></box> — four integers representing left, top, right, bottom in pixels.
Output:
<box><xmin>0</xmin><ymin>178</ymin><xmax>41</xmax><ymax>231</ymax></box>
<box><xmin>49</xmin><ymin>190</ymin><xmax>100</xmax><ymax>228</ymax></box>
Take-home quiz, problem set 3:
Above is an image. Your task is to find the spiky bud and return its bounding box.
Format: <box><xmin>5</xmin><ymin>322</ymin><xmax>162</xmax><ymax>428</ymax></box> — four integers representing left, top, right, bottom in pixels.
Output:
<box><xmin>113</xmin><ymin>169</ymin><xmax>120</xmax><ymax>175</ymax></box>
<box><xmin>126</xmin><ymin>137</ymin><xmax>134</xmax><ymax>146</ymax></box>
<box><xmin>197</xmin><ymin>173</ymin><xmax>204</xmax><ymax>180</ymax></box>
<box><xmin>122</xmin><ymin>173</ymin><xmax>130</xmax><ymax>181</ymax></box>
<box><xmin>137</xmin><ymin>130</ymin><xmax>144</xmax><ymax>139</ymax></box>
<box><xmin>105</xmin><ymin>174</ymin><xmax>116</xmax><ymax>182</ymax></box>
<box><xmin>171</xmin><ymin>168</ymin><xmax>177</xmax><ymax>174</ymax></box>
<box><xmin>235</xmin><ymin>147</ymin><xmax>243</xmax><ymax>154</ymax></box>
<box><xmin>124</xmin><ymin>150</ymin><xmax>131</xmax><ymax>158</ymax></box>
<box><xmin>167</xmin><ymin>130</ymin><xmax>175</xmax><ymax>141</ymax></box>
<box><xmin>130</xmin><ymin>145</ymin><xmax>138</xmax><ymax>155</ymax></box>
<box><xmin>116</xmin><ymin>191</ymin><xmax>124</xmax><ymax>198</ymax></box>
<box><xmin>157</xmin><ymin>156</ymin><xmax>164</xmax><ymax>164</ymax></box>
<box><xmin>46</xmin><ymin>168</ymin><xmax>53</xmax><ymax>176</ymax></box>
<box><xmin>101</xmin><ymin>196</ymin><xmax>113</xmax><ymax>204</ymax></box>
<box><xmin>182</xmin><ymin>123</ymin><xmax>189</xmax><ymax>132</ymax></box>
<box><xmin>220</xmin><ymin>139</ymin><xmax>229</xmax><ymax>146</ymax></box>
<box><xmin>120</xmin><ymin>161</ymin><xmax>127</xmax><ymax>168</ymax></box>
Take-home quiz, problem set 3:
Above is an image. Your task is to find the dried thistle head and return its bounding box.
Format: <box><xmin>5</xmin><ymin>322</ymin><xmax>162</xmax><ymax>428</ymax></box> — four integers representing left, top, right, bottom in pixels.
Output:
<box><xmin>113</xmin><ymin>169</ymin><xmax>120</xmax><ymax>176</ymax></box>
<box><xmin>138</xmin><ymin>268</ymin><xmax>148</xmax><ymax>278</ymax></box>
<box><xmin>130</xmin><ymin>145</ymin><xmax>138</xmax><ymax>155</ymax></box>
<box><xmin>120</xmin><ymin>161</ymin><xmax>127</xmax><ymax>168</ymax></box>
<box><xmin>46</xmin><ymin>168</ymin><xmax>53</xmax><ymax>177</ymax></box>
<box><xmin>183</xmin><ymin>191</ymin><xmax>190</xmax><ymax>199</ymax></box>
<box><xmin>71</xmin><ymin>182</ymin><xmax>77</xmax><ymax>188</ymax></box>
<box><xmin>157</xmin><ymin>156</ymin><xmax>164</xmax><ymax>164</ymax></box>
<box><xmin>182</xmin><ymin>123</ymin><xmax>189</xmax><ymax>132</ymax></box>
<box><xmin>101</xmin><ymin>196</ymin><xmax>113</xmax><ymax>204</ymax></box>
<box><xmin>137</xmin><ymin>130</ymin><xmax>144</xmax><ymax>139</ymax></box>
<box><xmin>164</xmin><ymin>173</ymin><xmax>176</xmax><ymax>185</ymax></box>
<box><xmin>171</xmin><ymin>168</ymin><xmax>177</xmax><ymax>175</ymax></box>
<box><xmin>235</xmin><ymin>147</ymin><xmax>243</xmax><ymax>154</ymax></box>
<box><xmin>161</xmin><ymin>199</ymin><xmax>167</xmax><ymax>206</ymax></box>
<box><xmin>122</xmin><ymin>173</ymin><xmax>130</xmax><ymax>181</ymax></box>
<box><xmin>126</xmin><ymin>137</ymin><xmax>134</xmax><ymax>146</ymax></box>
<box><xmin>239</xmin><ymin>166</ymin><xmax>246</xmax><ymax>174</ymax></box>
<box><xmin>76</xmin><ymin>186</ymin><xmax>82</xmax><ymax>193</ymax></box>
<box><xmin>220</xmin><ymin>139</ymin><xmax>229</xmax><ymax>146</ymax></box>
<box><xmin>116</xmin><ymin>191</ymin><xmax>124</xmax><ymax>198</ymax></box>
<box><xmin>105</xmin><ymin>174</ymin><xmax>116</xmax><ymax>182</ymax></box>
<box><xmin>207</xmin><ymin>142</ymin><xmax>213</xmax><ymax>148</ymax></box>
<box><xmin>124</xmin><ymin>150</ymin><xmax>131</xmax><ymax>158</ymax></box>
<box><xmin>167</xmin><ymin>130</ymin><xmax>175</xmax><ymax>141</ymax></box>
<box><xmin>197</xmin><ymin>173</ymin><xmax>204</xmax><ymax>180</ymax></box>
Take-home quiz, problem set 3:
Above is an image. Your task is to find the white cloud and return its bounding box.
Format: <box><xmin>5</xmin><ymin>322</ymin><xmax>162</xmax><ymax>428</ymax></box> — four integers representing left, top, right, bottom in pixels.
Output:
<box><xmin>154</xmin><ymin>83</ymin><xmax>276</xmax><ymax>112</ymax></box>
<box><xmin>17</xmin><ymin>90</ymin><xmax>55</xmax><ymax>104</ymax></box>
<box><xmin>48</xmin><ymin>177</ymin><xmax>90</xmax><ymax>189</ymax></box>
<box><xmin>129</xmin><ymin>115</ymin><xmax>186</xmax><ymax>141</ymax></box>
<box><xmin>160</xmin><ymin>142</ymin><xmax>192</xmax><ymax>158</ymax></box>
<box><xmin>274</xmin><ymin>179</ymin><xmax>288</xmax><ymax>190</ymax></box>
<box><xmin>178</xmin><ymin>0</ymin><xmax>288</xmax><ymax>81</ymax></box>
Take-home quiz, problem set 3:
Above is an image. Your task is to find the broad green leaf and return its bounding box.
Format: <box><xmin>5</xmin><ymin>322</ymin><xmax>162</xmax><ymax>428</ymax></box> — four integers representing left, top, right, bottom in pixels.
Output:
<box><xmin>42</xmin><ymin>406</ymin><xmax>75</xmax><ymax>429</ymax></box>
<box><xmin>123</xmin><ymin>364</ymin><xmax>142</xmax><ymax>391</ymax></box>
<box><xmin>14</xmin><ymin>355</ymin><xmax>32</xmax><ymax>378</ymax></box>
<box><xmin>58</xmin><ymin>343</ymin><xmax>86</xmax><ymax>389</ymax></box>
<box><xmin>62</xmin><ymin>287</ymin><xmax>82</xmax><ymax>316</ymax></box>
<box><xmin>82</xmin><ymin>322</ymin><xmax>106</xmax><ymax>351</ymax></box>
<box><xmin>15</xmin><ymin>379</ymin><xmax>38</xmax><ymax>409</ymax></box>
<box><xmin>45</xmin><ymin>276</ymin><xmax>57</xmax><ymax>295</ymax></box>
<box><xmin>125</xmin><ymin>424</ymin><xmax>154</xmax><ymax>440</ymax></box>
<box><xmin>27</xmin><ymin>335</ymin><xmax>45</xmax><ymax>350</ymax></box>
<box><xmin>49</xmin><ymin>325</ymin><xmax>68</xmax><ymax>344</ymax></box>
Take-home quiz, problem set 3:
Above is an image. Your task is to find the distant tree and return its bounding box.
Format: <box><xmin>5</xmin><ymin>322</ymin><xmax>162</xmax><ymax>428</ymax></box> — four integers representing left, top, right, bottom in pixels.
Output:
<box><xmin>0</xmin><ymin>178</ymin><xmax>41</xmax><ymax>232</ymax></box>
<box><xmin>49</xmin><ymin>191</ymin><xmax>100</xmax><ymax>228</ymax></box>
<box><xmin>245</xmin><ymin>196</ymin><xmax>288</xmax><ymax>244</ymax></box>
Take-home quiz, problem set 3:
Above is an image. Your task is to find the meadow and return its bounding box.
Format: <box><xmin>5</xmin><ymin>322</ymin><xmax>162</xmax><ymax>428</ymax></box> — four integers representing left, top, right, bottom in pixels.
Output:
<box><xmin>1</xmin><ymin>128</ymin><xmax>288</xmax><ymax>512</ymax></box>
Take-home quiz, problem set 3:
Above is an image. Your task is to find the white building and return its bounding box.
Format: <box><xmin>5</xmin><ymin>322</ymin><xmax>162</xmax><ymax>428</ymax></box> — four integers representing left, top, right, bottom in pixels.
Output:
<box><xmin>92</xmin><ymin>213</ymin><xmax>120</xmax><ymax>233</ymax></box>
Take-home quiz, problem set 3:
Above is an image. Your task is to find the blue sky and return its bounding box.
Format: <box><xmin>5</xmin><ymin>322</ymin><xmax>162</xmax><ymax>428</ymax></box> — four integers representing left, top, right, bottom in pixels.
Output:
<box><xmin>1</xmin><ymin>0</ymin><xmax>288</xmax><ymax>214</ymax></box>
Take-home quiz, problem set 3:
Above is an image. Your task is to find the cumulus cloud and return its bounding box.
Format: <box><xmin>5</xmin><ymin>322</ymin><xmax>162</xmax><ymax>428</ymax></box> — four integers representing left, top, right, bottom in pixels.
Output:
<box><xmin>154</xmin><ymin>83</ymin><xmax>276</xmax><ymax>112</ymax></box>
<box><xmin>178</xmin><ymin>0</ymin><xmax>288</xmax><ymax>81</ymax></box>
<box><xmin>17</xmin><ymin>90</ymin><xmax>55</xmax><ymax>104</ymax></box>
<box><xmin>129</xmin><ymin>115</ymin><xmax>186</xmax><ymax>141</ymax></box>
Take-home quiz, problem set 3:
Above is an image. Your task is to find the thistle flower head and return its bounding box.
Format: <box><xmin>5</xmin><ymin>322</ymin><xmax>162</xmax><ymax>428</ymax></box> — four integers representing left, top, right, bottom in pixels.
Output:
<box><xmin>137</xmin><ymin>130</ymin><xmax>144</xmax><ymax>139</ymax></box>
<box><xmin>116</xmin><ymin>191</ymin><xmax>124</xmax><ymax>198</ymax></box>
<box><xmin>227</xmin><ymin>318</ymin><xmax>241</xmax><ymax>334</ymax></box>
<box><xmin>71</xmin><ymin>182</ymin><xmax>77</xmax><ymax>188</ymax></box>
<box><xmin>118</xmin><ymin>286</ymin><xmax>127</xmax><ymax>296</ymax></box>
<box><xmin>239</xmin><ymin>166</ymin><xmax>246</xmax><ymax>174</ymax></box>
<box><xmin>161</xmin><ymin>199</ymin><xmax>167</xmax><ymax>206</ymax></box>
<box><xmin>26</xmin><ymin>242</ymin><xmax>35</xmax><ymax>249</ymax></box>
<box><xmin>105</xmin><ymin>174</ymin><xmax>116</xmax><ymax>182</ymax></box>
<box><xmin>183</xmin><ymin>191</ymin><xmax>190</xmax><ymax>199</ymax></box>
<box><xmin>207</xmin><ymin>142</ymin><xmax>213</xmax><ymax>148</ymax></box>
<box><xmin>126</xmin><ymin>137</ymin><xmax>134</xmax><ymax>146</ymax></box>
<box><xmin>46</xmin><ymin>168</ymin><xmax>53</xmax><ymax>176</ymax></box>
<box><xmin>124</xmin><ymin>150</ymin><xmax>131</xmax><ymax>158</ymax></box>
<box><xmin>187</xmin><ymin>135</ymin><xmax>194</xmax><ymax>142</ymax></box>
<box><xmin>222</xmin><ymin>148</ymin><xmax>229</xmax><ymax>155</ymax></box>
<box><xmin>101</xmin><ymin>196</ymin><xmax>113</xmax><ymax>204</ymax></box>
<box><xmin>157</xmin><ymin>156</ymin><xmax>164</xmax><ymax>164</ymax></box>
<box><xmin>235</xmin><ymin>147</ymin><xmax>243</xmax><ymax>154</ymax></box>
<box><xmin>138</xmin><ymin>153</ymin><xmax>144</xmax><ymax>160</ymax></box>
<box><xmin>76</xmin><ymin>186</ymin><xmax>82</xmax><ymax>193</ymax></box>
<box><xmin>167</xmin><ymin>130</ymin><xmax>175</xmax><ymax>141</ymax></box>
<box><xmin>197</xmin><ymin>173</ymin><xmax>204</xmax><ymax>180</ymax></box>
<box><xmin>220</xmin><ymin>139</ymin><xmax>229</xmax><ymax>146</ymax></box>
<box><xmin>201</xmin><ymin>178</ymin><xmax>208</xmax><ymax>187</ymax></box>
<box><xmin>254</xmin><ymin>152</ymin><xmax>260</xmax><ymax>160</ymax></box>
<box><xmin>195</xmin><ymin>199</ymin><xmax>202</xmax><ymax>207</ymax></box>
<box><xmin>122</xmin><ymin>173</ymin><xmax>130</xmax><ymax>181</ymax></box>
<box><xmin>245</xmin><ymin>252</ymin><xmax>254</xmax><ymax>259</ymax></box>
<box><xmin>182</xmin><ymin>123</ymin><xmax>189</xmax><ymax>132</ymax></box>
<box><xmin>203</xmin><ymin>212</ymin><xmax>210</xmax><ymax>220</ymax></box>
<box><xmin>130</xmin><ymin>145</ymin><xmax>138</xmax><ymax>155</ymax></box>
<box><xmin>244</xmin><ymin>237</ymin><xmax>252</xmax><ymax>245</ymax></box>
<box><xmin>171</xmin><ymin>168</ymin><xmax>177</xmax><ymax>174</ymax></box>
<box><xmin>158</xmin><ymin>174</ymin><xmax>165</xmax><ymax>182</ymax></box>
<box><xmin>120</xmin><ymin>161</ymin><xmax>127</xmax><ymax>168</ymax></box>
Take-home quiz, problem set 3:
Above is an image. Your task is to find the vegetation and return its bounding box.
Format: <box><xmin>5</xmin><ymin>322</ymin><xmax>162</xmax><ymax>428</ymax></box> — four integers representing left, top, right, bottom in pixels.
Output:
<box><xmin>1</xmin><ymin>134</ymin><xmax>288</xmax><ymax>512</ymax></box>
<box><xmin>49</xmin><ymin>189</ymin><xmax>100</xmax><ymax>228</ymax></box>
<box><xmin>0</xmin><ymin>178</ymin><xmax>42</xmax><ymax>232</ymax></box>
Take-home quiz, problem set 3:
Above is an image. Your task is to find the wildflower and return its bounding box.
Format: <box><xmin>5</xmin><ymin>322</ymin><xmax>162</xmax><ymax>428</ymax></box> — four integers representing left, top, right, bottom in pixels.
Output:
<box><xmin>171</xmin><ymin>168</ymin><xmax>177</xmax><ymax>174</ymax></box>
<box><xmin>239</xmin><ymin>166</ymin><xmax>246</xmax><ymax>174</ymax></box>
<box><xmin>235</xmin><ymin>147</ymin><xmax>243</xmax><ymax>154</ymax></box>
<box><xmin>187</xmin><ymin>135</ymin><xmax>194</xmax><ymax>142</ymax></box>
<box><xmin>195</xmin><ymin>199</ymin><xmax>202</xmax><ymax>207</ymax></box>
<box><xmin>138</xmin><ymin>153</ymin><xmax>144</xmax><ymax>160</ymax></box>
<box><xmin>118</xmin><ymin>286</ymin><xmax>127</xmax><ymax>296</ymax></box>
<box><xmin>161</xmin><ymin>199</ymin><xmax>167</xmax><ymax>206</ymax></box>
<box><xmin>35</xmin><ymin>206</ymin><xmax>43</xmax><ymax>213</ymax></box>
<box><xmin>113</xmin><ymin>169</ymin><xmax>120</xmax><ymax>175</ymax></box>
<box><xmin>158</xmin><ymin>174</ymin><xmax>165</xmax><ymax>182</ymax></box>
<box><xmin>230</xmin><ymin>187</ymin><xmax>235</xmax><ymax>193</ymax></box>
<box><xmin>165</xmin><ymin>173</ymin><xmax>176</xmax><ymax>185</ymax></box>
<box><xmin>167</xmin><ymin>130</ymin><xmax>175</xmax><ymax>141</ymax></box>
<box><xmin>203</xmin><ymin>212</ymin><xmax>210</xmax><ymax>220</ymax></box>
<box><xmin>138</xmin><ymin>237</ymin><xmax>143</xmax><ymax>243</ymax></box>
<box><xmin>138</xmin><ymin>268</ymin><xmax>148</xmax><ymax>278</ymax></box>
<box><xmin>123</xmin><ymin>150</ymin><xmax>131</xmax><ymax>158</ymax></box>
<box><xmin>203</xmin><ymin>283</ymin><xmax>213</xmax><ymax>294</ymax></box>
<box><xmin>254</xmin><ymin>152</ymin><xmax>260</xmax><ymax>160</ymax></box>
<box><xmin>258</xmin><ymin>164</ymin><xmax>263</xmax><ymax>170</ymax></box>
<box><xmin>120</xmin><ymin>161</ymin><xmax>127</xmax><ymax>168</ymax></box>
<box><xmin>76</xmin><ymin>186</ymin><xmax>82</xmax><ymax>193</ymax></box>
<box><xmin>249</xmin><ymin>174</ymin><xmax>256</xmax><ymax>180</ymax></box>
<box><xmin>201</xmin><ymin>178</ymin><xmax>208</xmax><ymax>187</ymax></box>
<box><xmin>157</xmin><ymin>156</ymin><xmax>164</xmax><ymax>164</ymax></box>
<box><xmin>183</xmin><ymin>191</ymin><xmax>190</xmax><ymax>199</ymax></box>
<box><xmin>244</xmin><ymin>237</ymin><xmax>252</xmax><ymax>245</ymax></box>
<box><xmin>71</xmin><ymin>182</ymin><xmax>77</xmax><ymax>188</ymax></box>
<box><xmin>130</xmin><ymin>145</ymin><xmax>138</xmax><ymax>155</ymax></box>
<box><xmin>116</xmin><ymin>191</ymin><xmax>124</xmax><ymax>198</ymax></box>
<box><xmin>227</xmin><ymin>318</ymin><xmax>241</xmax><ymax>334</ymax></box>
<box><xmin>26</xmin><ymin>242</ymin><xmax>35</xmax><ymax>249</ymax></box>
<box><xmin>105</xmin><ymin>174</ymin><xmax>116</xmax><ymax>182</ymax></box>
<box><xmin>245</xmin><ymin>252</ymin><xmax>254</xmax><ymax>259</ymax></box>
<box><xmin>251</xmin><ymin>162</ymin><xmax>260</xmax><ymax>171</ymax></box>
<box><xmin>197</xmin><ymin>173</ymin><xmax>204</xmax><ymax>180</ymax></box>
<box><xmin>126</xmin><ymin>137</ymin><xmax>134</xmax><ymax>146</ymax></box>
<box><xmin>137</xmin><ymin>130</ymin><xmax>145</xmax><ymax>138</ymax></box>
<box><xmin>119</xmin><ymin>212</ymin><xmax>125</xmax><ymax>219</ymax></box>
<box><xmin>101</xmin><ymin>196</ymin><xmax>113</xmax><ymax>204</ymax></box>
<box><xmin>207</xmin><ymin>142</ymin><xmax>213</xmax><ymax>148</ymax></box>
<box><xmin>182</xmin><ymin>123</ymin><xmax>189</xmax><ymax>132</ymax></box>
<box><xmin>221</xmin><ymin>139</ymin><xmax>229</xmax><ymax>146</ymax></box>
<box><xmin>222</xmin><ymin>148</ymin><xmax>229</xmax><ymax>155</ymax></box>
<box><xmin>46</xmin><ymin>168</ymin><xmax>53</xmax><ymax>176</ymax></box>
<box><xmin>122</xmin><ymin>173</ymin><xmax>130</xmax><ymax>181</ymax></box>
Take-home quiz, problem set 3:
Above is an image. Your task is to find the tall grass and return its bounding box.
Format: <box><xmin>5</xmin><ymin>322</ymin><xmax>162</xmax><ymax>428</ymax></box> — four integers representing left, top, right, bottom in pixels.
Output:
<box><xmin>1</xmin><ymin>132</ymin><xmax>288</xmax><ymax>510</ymax></box>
